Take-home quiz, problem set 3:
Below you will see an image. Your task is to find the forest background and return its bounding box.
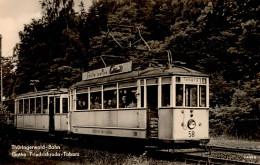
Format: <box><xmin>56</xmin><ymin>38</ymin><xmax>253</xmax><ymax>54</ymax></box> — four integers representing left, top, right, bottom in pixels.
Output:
<box><xmin>1</xmin><ymin>0</ymin><xmax>259</xmax><ymax>139</ymax></box>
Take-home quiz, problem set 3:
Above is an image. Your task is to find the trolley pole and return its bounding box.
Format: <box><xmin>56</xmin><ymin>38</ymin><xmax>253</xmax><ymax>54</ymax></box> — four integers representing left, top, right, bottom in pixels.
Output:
<box><xmin>0</xmin><ymin>34</ymin><xmax>3</xmax><ymax>103</ymax></box>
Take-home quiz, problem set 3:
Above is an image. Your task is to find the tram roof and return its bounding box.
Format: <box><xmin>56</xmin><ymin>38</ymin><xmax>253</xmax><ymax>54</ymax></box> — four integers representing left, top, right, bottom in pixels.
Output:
<box><xmin>72</xmin><ymin>65</ymin><xmax>208</xmax><ymax>88</ymax></box>
<box><xmin>16</xmin><ymin>88</ymin><xmax>68</xmax><ymax>99</ymax></box>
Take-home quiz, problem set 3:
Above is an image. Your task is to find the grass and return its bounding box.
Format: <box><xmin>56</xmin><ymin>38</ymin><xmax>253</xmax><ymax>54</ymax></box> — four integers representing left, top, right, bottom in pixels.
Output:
<box><xmin>209</xmin><ymin>135</ymin><xmax>260</xmax><ymax>149</ymax></box>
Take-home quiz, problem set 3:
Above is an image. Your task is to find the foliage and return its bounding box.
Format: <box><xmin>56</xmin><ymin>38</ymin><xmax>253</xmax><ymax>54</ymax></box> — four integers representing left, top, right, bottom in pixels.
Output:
<box><xmin>210</xmin><ymin>106</ymin><xmax>260</xmax><ymax>139</ymax></box>
<box><xmin>13</xmin><ymin>0</ymin><xmax>89</xmax><ymax>94</ymax></box>
<box><xmin>2</xmin><ymin>57</ymin><xmax>16</xmax><ymax>99</ymax></box>
<box><xmin>0</xmin><ymin>104</ymin><xmax>13</xmax><ymax>160</ymax></box>
<box><xmin>0</xmin><ymin>104</ymin><xmax>13</xmax><ymax>126</ymax></box>
<box><xmin>210</xmin><ymin>73</ymin><xmax>260</xmax><ymax>139</ymax></box>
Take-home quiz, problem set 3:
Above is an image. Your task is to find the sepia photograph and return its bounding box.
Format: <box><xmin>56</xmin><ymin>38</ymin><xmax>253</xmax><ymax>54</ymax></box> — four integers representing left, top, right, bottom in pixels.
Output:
<box><xmin>0</xmin><ymin>0</ymin><xmax>259</xmax><ymax>164</ymax></box>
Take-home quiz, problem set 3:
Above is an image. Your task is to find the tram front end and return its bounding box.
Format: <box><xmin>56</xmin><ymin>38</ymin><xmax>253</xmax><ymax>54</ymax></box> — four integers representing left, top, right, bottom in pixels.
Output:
<box><xmin>157</xmin><ymin>76</ymin><xmax>210</xmax><ymax>147</ymax></box>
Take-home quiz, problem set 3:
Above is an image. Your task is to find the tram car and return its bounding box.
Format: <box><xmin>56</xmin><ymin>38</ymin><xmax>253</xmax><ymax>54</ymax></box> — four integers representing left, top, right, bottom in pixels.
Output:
<box><xmin>14</xmin><ymin>61</ymin><xmax>209</xmax><ymax>148</ymax></box>
<box><xmin>14</xmin><ymin>89</ymin><xmax>69</xmax><ymax>132</ymax></box>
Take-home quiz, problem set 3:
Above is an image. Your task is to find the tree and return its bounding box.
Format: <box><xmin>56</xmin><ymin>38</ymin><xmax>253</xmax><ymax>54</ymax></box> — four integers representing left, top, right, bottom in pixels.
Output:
<box><xmin>14</xmin><ymin>0</ymin><xmax>89</xmax><ymax>94</ymax></box>
<box><xmin>1</xmin><ymin>57</ymin><xmax>16</xmax><ymax>99</ymax></box>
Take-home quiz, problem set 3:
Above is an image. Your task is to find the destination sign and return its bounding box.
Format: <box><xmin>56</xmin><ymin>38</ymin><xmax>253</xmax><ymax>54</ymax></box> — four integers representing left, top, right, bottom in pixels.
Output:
<box><xmin>182</xmin><ymin>77</ymin><xmax>201</xmax><ymax>84</ymax></box>
<box><xmin>82</xmin><ymin>62</ymin><xmax>132</xmax><ymax>80</ymax></box>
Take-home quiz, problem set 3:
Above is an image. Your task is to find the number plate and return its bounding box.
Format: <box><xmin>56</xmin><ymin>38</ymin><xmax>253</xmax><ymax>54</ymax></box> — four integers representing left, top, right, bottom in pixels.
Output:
<box><xmin>188</xmin><ymin>131</ymin><xmax>195</xmax><ymax>137</ymax></box>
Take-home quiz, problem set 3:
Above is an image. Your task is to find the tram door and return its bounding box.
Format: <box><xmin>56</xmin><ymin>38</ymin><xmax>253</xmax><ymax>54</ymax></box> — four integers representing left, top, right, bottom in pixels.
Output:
<box><xmin>49</xmin><ymin>97</ymin><xmax>55</xmax><ymax>132</ymax></box>
<box><xmin>147</xmin><ymin>86</ymin><xmax>158</xmax><ymax>138</ymax></box>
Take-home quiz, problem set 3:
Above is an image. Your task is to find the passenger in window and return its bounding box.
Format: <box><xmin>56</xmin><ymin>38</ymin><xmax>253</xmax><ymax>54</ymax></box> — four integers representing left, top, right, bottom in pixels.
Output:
<box><xmin>191</xmin><ymin>88</ymin><xmax>197</xmax><ymax>107</ymax></box>
<box><xmin>176</xmin><ymin>85</ymin><xmax>183</xmax><ymax>106</ymax></box>
<box><xmin>82</xmin><ymin>100</ymin><xmax>87</xmax><ymax>109</ymax></box>
<box><xmin>78</xmin><ymin>100</ymin><xmax>83</xmax><ymax>109</ymax></box>
<box><xmin>127</xmin><ymin>94</ymin><xmax>137</xmax><ymax>108</ymax></box>
<box><xmin>36</xmin><ymin>105</ymin><xmax>41</xmax><ymax>113</ymax></box>
<box><xmin>93</xmin><ymin>96</ymin><xmax>101</xmax><ymax>109</ymax></box>
<box><xmin>44</xmin><ymin>109</ymin><xmax>49</xmax><ymax>114</ymax></box>
<box><xmin>104</xmin><ymin>99</ymin><xmax>112</xmax><ymax>109</ymax></box>
<box><xmin>176</xmin><ymin>94</ymin><xmax>183</xmax><ymax>106</ymax></box>
<box><xmin>128</xmin><ymin>100</ymin><xmax>137</xmax><ymax>108</ymax></box>
<box><xmin>107</xmin><ymin>100</ymin><xmax>112</xmax><ymax>109</ymax></box>
<box><xmin>103</xmin><ymin>99</ymin><xmax>108</xmax><ymax>109</ymax></box>
<box><xmin>120</xmin><ymin>96</ymin><xmax>127</xmax><ymax>108</ymax></box>
<box><xmin>90</xmin><ymin>96</ymin><xmax>94</xmax><ymax>109</ymax></box>
<box><xmin>112</xmin><ymin>98</ymin><xmax>117</xmax><ymax>108</ymax></box>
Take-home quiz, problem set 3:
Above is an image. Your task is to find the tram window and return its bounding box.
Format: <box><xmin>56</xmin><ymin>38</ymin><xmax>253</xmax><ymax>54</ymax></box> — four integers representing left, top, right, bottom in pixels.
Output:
<box><xmin>55</xmin><ymin>97</ymin><xmax>60</xmax><ymax>113</ymax></box>
<box><xmin>147</xmin><ymin>79</ymin><xmax>157</xmax><ymax>85</ymax></box>
<box><xmin>43</xmin><ymin>96</ymin><xmax>48</xmax><ymax>113</ymax></box>
<box><xmin>162</xmin><ymin>77</ymin><xmax>171</xmax><ymax>84</ymax></box>
<box><xmin>162</xmin><ymin>84</ymin><xmax>170</xmax><ymax>106</ymax></box>
<box><xmin>62</xmin><ymin>98</ymin><xmax>68</xmax><ymax>113</ymax></box>
<box><xmin>36</xmin><ymin>97</ymin><xmax>42</xmax><ymax>113</ymax></box>
<box><xmin>90</xmin><ymin>86</ymin><xmax>101</xmax><ymax>92</ymax></box>
<box><xmin>103</xmin><ymin>84</ymin><xmax>116</xmax><ymax>91</ymax></box>
<box><xmin>19</xmin><ymin>100</ymin><xmax>23</xmax><ymax>114</ymax></box>
<box><xmin>104</xmin><ymin>90</ymin><xmax>117</xmax><ymax>109</ymax></box>
<box><xmin>119</xmin><ymin>81</ymin><xmax>136</xmax><ymax>88</ymax></box>
<box><xmin>24</xmin><ymin>99</ymin><xmax>29</xmax><ymax>114</ymax></box>
<box><xmin>202</xmin><ymin>78</ymin><xmax>207</xmax><ymax>84</ymax></box>
<box><xmin>176</xmin><ymin>77</ymin><xmax>181</xmax><ymax>83</ymax></box>
<box><xmin>77</xmin><ymin>88</ymin><xmax>88</xmax><ymax>93</ymax></box>
<box><xmin>200</xmin><ymin>86</ymin><xmax>206</xmax><ymax>107</ymax></box>
<box><xmin>140</xmin><ymin>80</ymin><xmax>144</xmax><ymax>86</ymax></box>
<box><xmin>76</xmin><ymin>93</ymin><xmax>88</xmax><ymax>110</ymax></box>
<box><xmin>119</xmin><ymin>87</ymin><xmax>137</xmax><ymax>108</ymax></box>
<box><xmin>176</xmin><ymin>84</ymin><xmax>183</xmax><ymax>106</ymax></box>
<box><xmin>30</xmin><ymin>98</ymin><xmax>35</xmax><ymax>114</ymax></box>
<box><xmin>185</xmin><ymin>85</ymin><xmax>197</xmax><ymax>107</ymax></box>
<box><xmin>90</xmin><ymin>92</ymin><xmax>101</xmax><ymax>109</ymax></box>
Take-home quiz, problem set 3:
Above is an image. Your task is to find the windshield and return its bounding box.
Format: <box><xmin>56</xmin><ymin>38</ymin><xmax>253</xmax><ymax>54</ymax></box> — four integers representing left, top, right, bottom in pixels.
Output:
<box><xmin>176</xmin><ymin>84</ymin><xmax>207</xmax><ymax>107</ymax></box>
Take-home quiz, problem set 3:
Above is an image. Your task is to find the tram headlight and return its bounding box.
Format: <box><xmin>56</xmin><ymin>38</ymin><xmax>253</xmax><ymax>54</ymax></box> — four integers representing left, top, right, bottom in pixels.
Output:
<box><xmin>187</xmin><ymin>119</ymin><xmax>196</xmax><ymax>129</ymax></box>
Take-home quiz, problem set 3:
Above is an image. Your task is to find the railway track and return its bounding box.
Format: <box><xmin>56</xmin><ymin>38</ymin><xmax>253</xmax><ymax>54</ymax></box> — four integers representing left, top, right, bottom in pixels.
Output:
<box><xmin>208</xmin><ymin>145</ymin><xmax>260</xmax><ymax>155</ymax></box>
<box><xmin>182</xmin><ymin>153</ymin><xmax>260</xmax><ymax>165</ymax></box>
<box><xmin>149</xmin><ymin>150</ymin><xmax>260</xmax><ymax>165</ymax></box>
<box><xmin>183</xmin><ymin>145</ymin><xmax>260</xmax><ymax>165</ymax></box>
<box><xmin>145</xmin><ymin>145</ymin><xmax>260</xmax><ymax>165</ymax></box>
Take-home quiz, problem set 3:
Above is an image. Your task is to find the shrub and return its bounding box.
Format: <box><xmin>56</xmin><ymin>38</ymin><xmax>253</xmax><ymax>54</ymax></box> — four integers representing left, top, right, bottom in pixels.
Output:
<box><xmin>0</xmin><ymin>104</ymin><xmax>13</xmax><ymax>161</ymax></box>
<box><xmin>210</xmin><ymin>106</ymin><xmax>260</xmax><ymax>139</ymax></box>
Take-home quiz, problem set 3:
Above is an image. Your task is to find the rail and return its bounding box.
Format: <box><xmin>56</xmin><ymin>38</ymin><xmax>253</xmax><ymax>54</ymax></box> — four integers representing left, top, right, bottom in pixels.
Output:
<box><xmin>208</xmin><ymin>145</ymin><xmax>260</xmax><ymax>155</ymax></box>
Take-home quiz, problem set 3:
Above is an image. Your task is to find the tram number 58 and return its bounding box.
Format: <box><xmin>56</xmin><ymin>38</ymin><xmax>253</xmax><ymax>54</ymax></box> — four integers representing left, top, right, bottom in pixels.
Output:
<box><xmin>188</xmin><ymin>131</ymin><xmax>195</xmax><ymax>137</ymax></box>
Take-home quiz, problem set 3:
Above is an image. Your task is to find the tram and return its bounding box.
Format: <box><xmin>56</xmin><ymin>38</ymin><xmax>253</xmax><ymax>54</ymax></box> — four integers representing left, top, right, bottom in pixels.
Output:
<box><xmin>69</xmin><ymin>61</ymin><xmax>209</xmax><ymax>147</ymax></box>
<box><xmin>14</xmin><ymin>89</ymin><xmax>69</xmax><ymax>132</ymax></box>
<box><xmin>14</xmin><ymin>61</ymin><xmax>209</xmax><ymax>148</ymax></box>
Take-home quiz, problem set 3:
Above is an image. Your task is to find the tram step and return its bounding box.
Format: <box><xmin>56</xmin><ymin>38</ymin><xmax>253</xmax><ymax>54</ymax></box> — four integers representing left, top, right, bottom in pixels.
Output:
<box><xmin>149</xmin><ymin>121</ymin><xmax>158</xmax><ymax>125</ymax></box>
<box><xmin>150</xmin><ymin>118</ymin><xmax>158</xmax><ymax>121</ymax></box>
<box><xmin>149</xmin><ymin>124</ymin><xmax>158</xmax><ymax>128</ymax></box>
<box><xmin>150</xmin><ymin>135</ymin><xmax>158</xmax><ymax>138</ymax></box>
